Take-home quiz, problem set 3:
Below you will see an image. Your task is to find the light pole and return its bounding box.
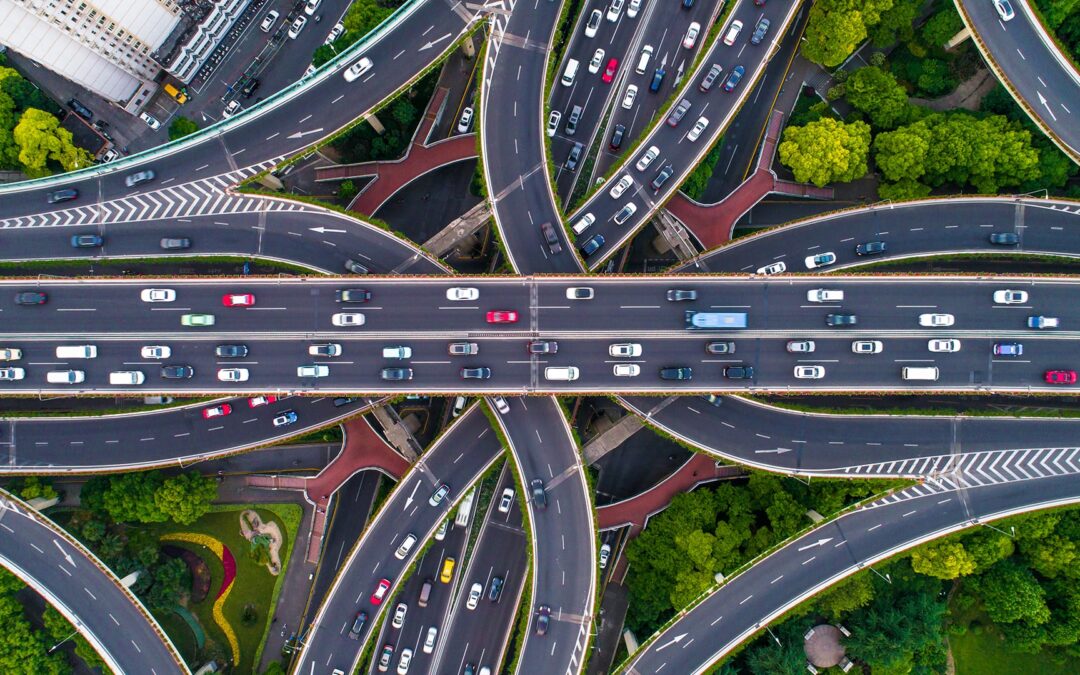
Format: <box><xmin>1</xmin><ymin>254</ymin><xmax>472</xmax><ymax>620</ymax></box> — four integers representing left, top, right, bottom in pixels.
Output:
<box><xmin>48</xmin><ymin>629</ymin><xmax>79</xmax><ymax>654</ymax></box>
<box><xmin>972</xmin><ymin>517</ymin><xmax>1015</xmax><ymax>538</ymax></box>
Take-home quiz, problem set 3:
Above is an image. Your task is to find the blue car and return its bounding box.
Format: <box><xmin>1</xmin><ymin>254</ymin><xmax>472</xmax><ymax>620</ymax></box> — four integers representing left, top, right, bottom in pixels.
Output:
<box><xmin>580</xmin><ymin>234</ymin><xmax>605</xmax><ymax>257</ymax></box>
<box><xmin>723</xmin><ymin>66</ymin><xmax>745</xmax><ymax>92</ymax></box>
<box><xmin>993</xmin><ymin>343</ymin><xmax>1023</xmax><ymax>357</ymax></box>
<box><xmin>71</xmin><ymin>234</ymin><xmax>103</xmax><ymax>248</ymax></box>
<box><xmin>273</xmin><ymin>410</ymin><xmax>298</xmax><ymax>427</ymax></box>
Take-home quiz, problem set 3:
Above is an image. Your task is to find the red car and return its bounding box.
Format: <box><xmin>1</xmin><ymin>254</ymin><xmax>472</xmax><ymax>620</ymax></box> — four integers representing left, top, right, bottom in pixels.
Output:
<box><xmin>222</xmin><ymin>293</ymin><xmax>255</xmax><ymax>307</ymax></box>
<box><xmin>202</xmin><ymin>404</ymin><xmax>233</xmax><ymax>419</ymax></box>
<box><xmin>1045</xmin><ymin>370</ymin><xmax>1077</xmax><ymax>385</ymax></box>
<box><xmin>486</xmin><ymin>310</ymin><xmax>518</xmax><ymax>324</ymax></box>
<box><xmin>248</xmin><ymin>395</ymin><xmax>278</xmax><ymax>408</ymax></box>
<box><xmin>602</xmin><ymin>58</ymin><xmax>619</xmax><ymax>83</ymax></box>
<box><xmin>371</xmin><ymin>578</ymin><xmax>392</xmax><ymax>605</ymax></box>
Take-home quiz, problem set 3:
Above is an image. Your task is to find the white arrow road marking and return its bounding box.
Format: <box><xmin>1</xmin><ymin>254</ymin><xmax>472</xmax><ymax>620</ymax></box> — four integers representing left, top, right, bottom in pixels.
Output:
<box><xmin>655</xmin><ymin>633</ymin><xmax>687</xmax><ymax>651</ymax></box>
<box><xmin>310</xmin><ymin>227</ymin><xmax>346</xmax><ymax>234</ymax></box>
<box><xmin>53</xmin><ymin>540</ymin><xmax>75</xmax><ymax>566</ymax></box>
<box><xmin>797</xmin><ymin>537</ymin><xmax>834</xmax><ymax>551</ymax></box>
<box><xmin>404</xmin><ymin>480</ymin><xmax>421</xmax><ymax>510</ymax></box>
<box><xmin>286</xmin><ymin>128</ymin><xmax>325</xmax><ymax>139</ymax></box>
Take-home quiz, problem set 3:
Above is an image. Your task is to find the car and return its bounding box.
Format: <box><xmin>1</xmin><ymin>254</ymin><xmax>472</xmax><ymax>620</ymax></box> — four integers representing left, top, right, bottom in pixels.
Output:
<box><xmin>993</xmin><ymin>0</ymin><xmax>1015</xmax><ymax>21</ymax></box>
<box><xmin>989</xmin><ymin>232</ymin><xmax>1019</xmax><ymax>245</ymax></box>
<box><xmin>609</xmin><ymin>124</ymin><xmax>625</xmax><ymax>149</ymax></box>
<box><xmin>289</xmin><ymin>16</ymin><xmax>307</xmax><ymax>38</ymax></box>
<box><xmin>826</xmin><ymin>313</ymin><xmax>858</xmax><ymax>326</ymax></box>
<box><xmin>852</xmin><ymin>340</ymin><xmax>883</xmax><ymax>354</ymax></box>
<box><xmin>325</xmin><ymin>21</ymin><xmax>345</xmax><ymax>44</ymax></box>
<box><xmin>424</xmin><ymin>626</ymin><xmax>440</xmax><ymax>657</ymax></box>
<box><xmin>304</xmin><ymin>0</ymin><xmax>321</xmax><ymax>15</ymax></box>
<box><xmin>449</xmin><ymin>342</ymin><xmax>479</xmax><ymax>356</ymax></box>
<box><xmin>683</xmin><ymin>21</ymin><xmax>701</xmax><ymax>49</ymax></box>
<box><xmin>608</xmin><ymin>174</ymin><xmax>633</xmax><ymax>199</ymax></box>
<box><xmin>627</xmin><ymin>0</ymin><xmax>641</xmax><ymax>16</ymax></box>
<box><xmin>215</xmin><ymin>344</ymin><xmax>248</xmax><ymax>358</ymax></box>
<box><xmin>160</xmin><ymin>237</ymin><xmax>191</xmax><ymax>250</ymax></box>
<box><xmin>309</xmin><ymin>343</ymin><xmax>342</xmax><ymax>357</ymax></box>
<box><xmin>396</xmin><ymin>648</ymin><xmax>413</xmax><ymax>675</ymax></box>
<box><xmin>0</xmin><ymin>366</ymin><xmax>24</xmax><ymax>381</ymax></box>
<box><xmin>531</xmin><ymin>478</ymin><xmax>547</xmax><ymax>509</ymax></box>
<box><xmin>580</xmin><ymin>234</ymin><xmax>605</xmax><ymax>255</ymax></box>
<box><xmin>649</xmin><ymin>66</ymin><xmax>666</xmax><ymax>92</ymax></box>
<box><xmin>667</xmin><ymin>98</ymin><xmax>692</xmax><ymax>127</ymax></box>
<box><xmin>993</xmin><ymin>342</ymin><xmax>1023</xmax><ymax>356</ymax></box>
<box><xmin>394</xmin><ymin>533</ymin><xmax>417</xmax><ymax>560</ymax></box>
<box><xmin>528</xmin><ymin>340</ymin><xmax>558</xmax><ymax>355</ymax></box>
<box><xmin>136</xmin><ymin>288</ymin><xmax>176</xmax><ymax>304</ymax></box>
<box><xmin>535</xmin><ymin>605</ymin><xmax>551</xmax><ymax>636</ymax></box>
<box><xmin>272</xmin><ymin>411</ymin><xmax>298</xmax><ymax>427</ymax></box>
<box><xmin>461</xmin><ymin>367</ymin><xmax>492</xmax><ymax>379</ymax></box>
<box><xmin>497</xmin><ymin>487</ymin><xmax>515</xmax><ymax>514</ymax></box>
<box><xmin>457</xmin><ymin>106</ymin><xmax>474</xmax><ymax>134</ymax></box>
<box><xmin>217</xmin><ymin>368</ymin><xmax>249</xmax><ymax>382</ymax></box>
<box><xmin>222</xmin><ymin>100</ymin><xmax>241</xmax><ymax>119</ymax></box>
<box><xmin>804</xmin><ymin>252</ymin><xmax>837</xmax><ymax>269</ymax></box>
<box><xmin>607</xmin><ymin>0</ymin><xmax>624</xmax><ymax>21</ymax></box>
<box><xmin>702</xmin><ymin>394</ymin><xmax>723</xmax><ymax>407</ymax></box>
<box><xmin>14</xmin><ymin>291</ymin><xmax>47</xmax><ymax>305</ymax></box>
<box><xmin>546</xmin><ymin>110</ymin><xmax>561</xmax><ymax>136</ymax></box>
<box><xmin>0</xmin><ymin>348</ymin><xmax>22</xmax><ymax>361</ymax></box>
<box><xmin>446</xmin><ymin>287</ymin><xmax>479</xmax><ymax>301</ymax></box>
<box><xmin>371</xmin><ymin>578</ymin><xmax>391</xmax><ymax>605</ymax></box>
<box><xmin>723</xmin><ymin>20</ymin><xmax>743</xmax><ymax>45</ymax></box>
<box><xmin>333</xmin><ymin>396</ymin><xmax>357</xmax><ymax>407</ymax></box>
<box><xmin>336</xmin><ymin>288</ymin><xmax>371</xmax><ymax>303</ymax></box>
<box><xmin>621</xmin><ymin>84</ymin><xmax>638</xmax><ymax>109</ymax></box>
<box><xmin>540</xmin><ymin>220</ymin><xmax>563</xmax><ymax>254</ymax></box>
<box><xmin>929</xmin><ymin>339</ymin><xmax>961</xmax><ymax>353</ymax></box>
<box><xmin>588</xmin><ymin>48</ymin><xmax>605</xmax><ymax>74</ymax></box>
<box><xmin>650</xmin><ymin>164</ymin><xmax>674</xmax><ymax>191</ymax></box>
<box><xmin>348</xmin><ymin>611</ymin><xmax>367</xmax><ymax>640</ymax></box>
<box><xmin>700</xmin><ymin>64</ymin><xmax>723</xmax><ymax>92</ymax></box>
<box><xmin>723</xmin><ymin>365</ymin><xmax>754</xmax><ymax>379</ymax></box>
<box><xmin>919</xmin><ymin>313</ymin><xmax>955</xmax><ymax>327</ymax></box>
<box><xmin>565</xmin><ymin>142</ymin><xmax>584</xmax><ymax>170</ymax></box>
<box><xmin>125</xmin><ymin>170</ymin><xmax>155</xmax><ymax>187</ymax></box>
<box><xmin>687</xmin><ymin>117</ymin><xmax>709</xmax><ymax>142</ymax></box>
<box><xmin>46</xmin><ymin>188</ymin><xmax>78</xmax><ymax>204</ymax></box>
<box><xmin>585</xmin><ymin>9</ymin><xmax>602</xmax><ymax>37</ymax></box>
<box><xmin>222</xmin><ymin>293</ymin><xmax>255</xmax><ymax>307</ymax></box>
<box><xmin>239</xmin><ymin>78</ymin><xmax>260</xmax><ymax>99</ymax></box>
<box><xmin>635</xmin><ymin>146</ymin><xmax>659</xmax><ymax>172</ymax></box>
<box><xmin>1028</xmin><ymin>315</ymin><xmax>1059</xmax><ymax>329</ymax></box>
<box><xmin>378</xmin><ymin>643</ymin><xmax>395</xmax><ymax>672</ymax></box>
<box><xmin>751</xmin><ymin>18</ymin><xmax>771</xmax><ymax>45</ymax></box>
<box><xmin>486</xmin><ymin>310</ymin><xmax>518</xmax><ymax>323</ymax></box>
<box><xmin>260</xmin><ymin>10</ymin><xmax>279</xmax><ymax>32</ymax></box>
<box><xmin>756</xmin><ymin>261</ymin><xmax>786</xmax><ymax>275</ymax></box>
<box><xmin>248</xmin><ymin>395</ymin><xmax>278</xmax><ymax>407</ymax></box>
<box><xmin>723</xmin><ymin>65</ymin><xmax>746</xmax><ymax>92</ymax></box>
<box><xmin>660</xmin><ymin>367</ymin><xmax>693</xmax><ymax>380</ymax></box>
<box><xmin>613</xmin><ymin>204</ymin><xmax>637</xmax><ymax>225</ymax></box>
<box><xmin>71</xmin><ymin>234</ymin><xmax>103</xmax><ymax>248</ymax></box>
<box><xmin>567</xmin><ymin>287</ymin><xmax>595</xmax><ymax>299</ymax></box>
<box><xmin>993</xmin><ymin>289</ymin><xmax>1028</xmax><ymax>304</ymax></box>
<box><xmin>667</xmin><ymin>289</ymin><xmax>697</xmax><ymax>302</ymax></box>
<box><xmin>613</xmin><ymin>363</ymin><xmax>641</xmax><ymax>377</ymax></box>
<box><xmin>435</xmin><ymin>520</ymin><xmax>449</xmax><ymax>540</ymax></box>
<box><xmin>572</xmin><ymin>213</ymin><xmax>595</xmax><ymax>235</ymax></box>
<box><xmin>381</xmin><ymin>367</ymin><xmax>413</xmax><ymax>381</ymax></box>
<box><xmin>344</xmin><ymin>56</ymin><xmax>375</xmax><ymax>82</ymax></box>
<box><xmin>139</xmin><ymin>112</ymin><xmax>160</xmax><ymax>130</ymax></box>
<box><xmin>706</xmin><ymin>341</ymin><xmax>735</xmax><ymax>354</ymax></box>
<box><xmin>855</xmin><ymin>241</ymin><xmax>887</xmax><ymax>256</ymax></box>
<box><xmin>344</xmin><ymin>259</ymin><xmax>369</xmax><ymax>274</ymax></box>
<box><xmin>786</xmin><ymin>340</ymin><xmax>815</xmax><ymax>353</ymax></box>
<box><xmin>297</xmin><ymin>364</ymin><xmax>330</xmax><ymax>378</ymax></box>
<box><xmin>67</xmin><ymin>98</ymin><xmax>93</xmax><ymax>120</ymax></box>
<box><xmin>160</xmin><ymin>365</ymin><xmax>193</xmax><ymax>379</ymax></box>
<box><xmin>492</xmin><ymin>396</ymin><xmax>511</xmax><ymax>414</ymax></box>
<box><xmin>599</xmin><ymin>544</ymin><xmax>611</xmax><ymax>569</ymax></box>
<box><xmin>181</xmin><ymin>313</ymin><xmax>215</xmax><ymax>327</ymax></box>
<box><xmin>429</xmin><ymin>483</ymin><xmax>450</xmax><ymax>506</ymax></box>
<box><xmin>795</xmin><ymin>365</ymin><xmax>825</xmax><ymax>379</ymax></box>
<box><xmin>488</xmin><ymin>576</ymin><xmax>504</xmax><ymax>602</ymax></box>
<box><xmin>610</xmin><ymin>343</ymin><xmax>642</xmax><ymax>357</ymax></box>
<box><xmin>332</xmin><ymin>313</ymin><xmax>365</xmax><ymax>326</ymax></box>
<box><xmin>1045</xmin><ymin>370</ymin><xmax>1077</xmax><ymax>385</ymax></box>
<box><xmin>382</xmin><ymin>346</ymin><xmax>412</xmax><ymax>360</ymax></box>
<box><xmin>391</xmin><ymin>603</ymin><xmax>407</xmax><ymax>629</ymax></box>
<box><xmin>202</xmin><ymin>404</ymin><xmax>232</xmax><ymax>419</ymax></box>
<box><xmin>467</xmin><ymin>582</ymin><xmax>483</xmax><ymax>610</ymax></box>
<box><xmin>602</xmin><ymin>58</ymin><xmax>619</xmax><ymax>83</ymax></box>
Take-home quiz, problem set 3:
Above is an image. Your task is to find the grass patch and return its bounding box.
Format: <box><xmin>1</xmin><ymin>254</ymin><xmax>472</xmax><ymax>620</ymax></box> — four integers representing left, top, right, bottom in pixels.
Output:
<box><xmin>950</xmin><ymin>620</ymin><xmax>1080</xmax><ymax>675</ymax></box>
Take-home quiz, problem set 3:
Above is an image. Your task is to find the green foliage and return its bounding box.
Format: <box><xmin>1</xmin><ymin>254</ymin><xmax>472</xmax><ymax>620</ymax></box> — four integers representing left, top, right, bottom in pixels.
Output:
<box><xmin>0</xmin><ymin>595</ymin><xmax>69</xmax><ymax>674</ymax></box>
<box><xmin>42</xmin><ymin>605</ymin><xmax>107</xmax><ymax>671</ymax></box>
<box><xmin>168</xmin><ymin>116</ymin><xmax>199</xmax><ymax>141</ymax></box>
<box><xmin>1034</xmin><ymin>0</ymin><xmax>1080</xmax><ymax>29</ymax></box>
<box><xmin>868</xmin><ymin>0</ymin><xmax>920</xmax><ymax>47</ymax></box>
<box><xmin>742</xmin><ymin>619</ymin><xmax>809</xmax><ymax>672</ymax></box>
<box><xmin>332</xmin><ymin>68</ymin><xmax>436</xmax><ymax>164</ymax></box>
<box><xmin>844</xmin><ymin>65</ymin><xmax>912</xmax><ymax>129</ymax></box>
<box><xmin>313</xmin><ymin>0</ymin><xmax>399</xmax><ymax>66</ymax></box>
<box><xmin>815</xmin><ymin>572</ymin><xmax>876</xmax><ymax>619</ymax></box>
<box><xmin>338</xmin><ymin>178</ymin><xmax>359</xmax><ymax>201</ymax></box>
<box><xmin>802</xmin><ymin>0</ymin><xmax>895</xmax><ymax>67</ymax></box>
<box><xmin>9</xmin><ymin>475</ymin><xmax>58</xmax><ymax>502</ymax></box>
<box><xmin>679</xmin><ymin>136</ymin><xmax>725</xmax><ymax>201</ymax></box>
<box><xmin>147</xmin><ymin>556</ymin><xmax>190</xmax><ymax>612</ymax></box>
<box><xmin>971</xmin><ymin>559</ymin><xmax>1052</xmax><ymax>625</ymax></box>
<box><xmin>0</xmin><ymin>568</ymin><xmax>24</xmax><ymax>595</ymax></box>
<box><xmin>262</xmin><ymin>662</ymin><xmax>288</xmax><ymax>675</ymax></box>
<box><xmin>921</xmin><ymin>4</ymin><xmax>965</xmax><ymax>48</ymax></box>
<box><xmin>80</xmin><ymin>518</ymin><xmax>106</xmax><ymax>543</ymax></box>
<box><xmin>0</xmin><ymin>73</ymin><xmax>51</xmax><ymax>114</ymax></box>
<box><xmin>82</xmin><ymin>470</ymin><xmax>217</xmax><ymax>525</ymax></box>
<box><xmin>12</xmin><ymin>108</ymin><xmax>93</xmax><ymax>177</ymax></box>
<box><xmin>915</xmin><ymin>58</ymin><xmax>955</xmax><ymax>97</ymax></box>
<box><xmin>911</xmin><ymin>540</ymin><xmax>977</xmax><ymax>579</ymax></box>
<box><xmin>778</xmin><ymin>117</ymin><xmax>871</xmax><ymax>187</ymax></box>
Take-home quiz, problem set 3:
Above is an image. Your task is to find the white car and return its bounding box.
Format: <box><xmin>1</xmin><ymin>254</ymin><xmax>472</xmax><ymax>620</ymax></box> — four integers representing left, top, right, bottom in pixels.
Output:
<box><xmin>723</xmin><ymin>20</ymin><xmax>744</xmax><ymax>46</ymax></box>
<box><xmin>0</xmin><ymin>348</ymin><xmax>22</xmax><ymax>361</ymax></box>
<box><xmin>635</xmin><ymin>145</ymin><xmax>659</xmax><ymax>171</ymax></box>
<box><xmin>804</xmin><ymin>252</ymin><xmax>837</xmax><ymax>269</ymax></box>
<box><xmin>141</xmin><ymin>345</ymin><xmax>171</xmax><ymax>359</ymax></box>
<box><xmin>683</xmin><ymin>21</ymin><xmax>701</xmax><ymax>49</ymax></box>
<box><xmin>344</xmin><ymin>57</ymin><xmax>374</xmax><ymax>82</ymax></box>
<box><xmin>139</xmin><ymin>112</ymin><xmax>160</xmax><ymax>130</ymax></box>
<box><xmin>325</xmin><ymin>22</ymin><xmax>345</xmax><ymax>45</ymax></box>
<box><xmin>297</xmin><ymin>364</ymin><xmax>330</xmax><ymax>378</ymax></box>
<box><xmin>585</xmin><ymin>9</ymin><xmax>602</xmax><ymax>38</ymax></box>
<box><xmin>851</xmin><ymin>340</ymin><xmax>883</xmax><ymax>354</ymax></box>
<box><xmin>607</xmin><ymin>0</ymin><xmax>624</xmax><ymax>21</ymax></box>
<box><xmin>422</xmin><ymin>627</ymin><xmax>437</xmax><ymax>654</ymax></box>
<box><xmin>217</xmin><ymin>368</ymin><xmax>249</xmax><ymax>382</ymax></box>
<box><xmin>928</xmin><ymin>339</ymin><xmax>961</xmax><ymax>353</ymax></box>
<box><xmin>993</xmin><ymin>289</ymin><xmax>1028</xmax><ymax>304</ymax></box>
<box><xmin>222</xmin><ymin>100</ymin><xmax>241</xmax><ymax>119</ymax></box>
<box><xmin>786</xmin><ymin>340</ymin><xmax>815</xmax><ymax>353</ymax></box>
<box><xmin>794</xmin><ymin>365</ymin><xmax>825</xmax><ymax>379</ymax></box>
<box><xmin>397</xmin><ymin>648</ymin><xmax>412</xmax><ymax>675</ymax></box>
<box><xmin>140</xmin><ymin>288</ymin><xmax>175</xmax><ymax>302</ymax></box>
<box><xmin>613</xmin><ymin>363</ymin><xmax>640</xmax><ymax>377</ymax></box>
<box><xmin>304</xmin><ymin>0</ymin><xmax>321</xmax><ymax>15</ymax></box>
<box><xmin>467</xmin><ymin>583</ymin><xmax>483</xmax><ymax>610</ymax></box>
<box><xmin>919</xmin><ymin>313</ymin><xmax>955</xmax><ymax>327</ymax></box>
<box><xmin>289</xmin><ymin>16</ymin><xmax>307</xmax><ymax>39</ymax></box>
<box><xmin>309</xmin><ymin>343</ymin><xmax>342</xmax><ymax>357</ymax></box>
<box><xmin>457</xmin><ymin>106</ymin><xmax>474</xmax><ymax>133</ymax></box>
<box><xmin>609</xmin><ymin>343</ymin><xmax>642</xmax><ymax>357</ymax></box>
<box><xmin>627</xmin><ymin>0</ymin><xmax>642</xmax><ymax>18</ymax></box>
<box><xmin>446</xmin><ymin>287</ymin><xmax>479</xmax><ymax>301</ymax></box>
<box><xmin>391</xmin><ymin>603</ymin><xmax>407</xmax><ymax>629</ymax></box>
<box><xmin>599</xmin><ymin>543</ymin><xmax>611</xmax><ymax>568</ymax></box>
<box><xmin>0</xmin><ymin>367</ymin><xmax>25</xmax><ymax>381</ymax></box>
<box><xmin>807</xmin><ymin>289</ymin><xmax>844</xmax><ymax>303</ymax></box>
<box><xmin>621</xmin><ymin>84</ymin><xmax>638</xmax><ymax>109</ymax></box>
<box><xmin>394</xmin><ymin>533</ymin><xmax>417</xmax><ymax>560</ymax></box>
<box><xmin>566</xmin><ymin>287</ymin><xmax>594</xmax><ymax>300</ymax></box>
<box><xmin>546</xmin><ymin>110</ymin><xmax>562</xmax><ymax>137</ymax></box>
<box><xmin>492</xmin><ymin>396</ymin><xmax>511</xmax><ymax>414</ymax></box>
<box><xmin>608</xmin><ymin>174</ymin><xmax>633</xmax><ymax>199</ymax></box>
<box><xmin>993</xmin><ymin>0</ymin><xmax>1015</xmax><ymax>21</ymax></box>
<box><xmin>497</xmin><ymin>487</ymin><xmax>514</xmax><ymax>513</ymax></box>
<box><xmin>260</xmin><ymin>10</ymin><xmax>279</xmax><ymax>32</ymax></box>
<box><xmin>687</xmin><ymin>116</ymin><xmax>709</xmax><ymax>142</ymax></box>
<box><xmin>331</xmin><ymin>312</ymin><xmax>365</xmax><ymax>326</ymax></box>
<box><xmin>756</xmin><ymin>261</ymin><xmax>787</xmax><ymax>275</ymax></box>
<box><xmin>588</xmin><ymin>48</ymin><xmax>605</xmax><ymax>74</ymax></box>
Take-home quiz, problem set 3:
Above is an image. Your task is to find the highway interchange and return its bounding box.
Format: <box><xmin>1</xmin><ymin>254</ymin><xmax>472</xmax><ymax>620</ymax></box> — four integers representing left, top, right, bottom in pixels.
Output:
<box><xmin>0</xmin><ymin>0</ymin><xmax>1077</xmax><ymax>673</ymax></box>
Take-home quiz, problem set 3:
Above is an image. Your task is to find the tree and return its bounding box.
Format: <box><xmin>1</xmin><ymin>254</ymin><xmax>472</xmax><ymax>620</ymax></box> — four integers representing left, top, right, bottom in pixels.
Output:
<box><xmin>338</xmin><ymin>179</ymin><xmax>359</xmax><ymax>201</ymax></box>
<box><xmin>154</xmin><ymin>471</ymin><xmax>218</xmax><ymax>525</ymax></box>
<box><xmin>95</xmin><ymin>472</ymin><xmax>167</xmax><ymax>523</ymax></box>
<box><xmin>921</xmin><ymin>5</ymin><xmax>966</xmax><ymax>48</ymax></box>
<box><xmin>911</xmin><ymin>540</ymin><xmax>977</xmax><ymax>579</ymax></box>
<box><xmin>814</xmin><ymin>572</ymin><xmax>875</xmax><ymax>619</ymax></box>
<box><xmin>915</xmin><ymin>58</ymin><xmax>955</xmax><ymax>97</ymax></box>
<box><xmin>869</xmin><ymin>0</ymin><xmax>920</xmax><ymax>47</ymax></box>
<box><xmin>168</xmin><ymin>116</ymin><xmax>199</xmax><ymax>141</ymax></box>
<box><xmin>12</xmin><ymin>108</ymin><xmax>93</xmax><ymax>176</ymax></box>
<box><xmin>147</xmin><ymin>557</ymin><xmax>189</xmax><ymax>611</ymax></box>
<box><xmin>80</xmin><ymin>519</ymin><xmax>106</xmax><ymax>543</ymax></box>
<box><xmin>42</xmin><ymin>606</ymin><xmax>107</xmax><ymax>671</ymax></box>
<box><xmin>844</xmin><ymin>571</ymin><xmax>948</xmax><ymax>672</ymax></box>
<box><xmin>0</xmin><ymin>68</ymin><xmax>51</xmax><ymax>113</ymax></box>
<box><xmin>801</xmin><ymin>0</ymin><xmax>896</xmax><ymax>67</ymax></box>
<box><xmin>778</xmin><ymin>117</ymin><xmax>871</xmax><ymax>187</ymax></box>
<box><xmin>844</xmin><ymin>66</ymin><xmax>911</xmax><ymax>129</ymax></box>
<box><xmin>0</xmin><ymin>595</ymin><xmax>69</xmax><ymax>674</ymax></box>
<box><xmin>972</xmin><ymin>559</ymin><xmax>1051</xmax><ymax>625</ymax></box>
<box><xmin>964</xmin><ymin>530</ymin><xmax>1015</xmax><ymax>571</ymax></box>
<box><xmin>0</xmin><ymin>568</ymin><xmax>24</xmax><ymax>595</ymax></box>
<box><xmin>743</xmin><ymin>619</ymin><xmax>813</xmax><ymax>673</ymax></box>
<box><xmin>0</xmin><ymin>88</ymin><xmax>20</xmax><ymax>169</ymax></box>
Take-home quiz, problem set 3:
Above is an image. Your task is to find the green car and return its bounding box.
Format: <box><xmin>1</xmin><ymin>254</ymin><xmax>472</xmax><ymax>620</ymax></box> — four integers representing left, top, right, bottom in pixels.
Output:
<box><xmin>180</xmin><ymin>313</ymin><xmax>215</xmax><ymax>327</ymax></box>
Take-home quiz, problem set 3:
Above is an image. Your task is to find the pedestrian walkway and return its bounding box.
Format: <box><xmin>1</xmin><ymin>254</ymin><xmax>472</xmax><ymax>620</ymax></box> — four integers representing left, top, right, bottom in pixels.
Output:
<box><xmin>666</xmin><ymin>110</ymin><xmax>833</xmax><ymax>249</ymax></box>
<box><xmin>313</xmin><ymin>86</ymin><xmax>479</xmax><ymax>216</ymax></box>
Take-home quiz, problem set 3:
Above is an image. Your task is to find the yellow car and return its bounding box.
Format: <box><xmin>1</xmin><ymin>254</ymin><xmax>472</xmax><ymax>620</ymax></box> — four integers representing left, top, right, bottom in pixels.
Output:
<box><xmin>439</xmin><ymin>556</ymin><xmax>456</xmax><ymax>584</ymax></box>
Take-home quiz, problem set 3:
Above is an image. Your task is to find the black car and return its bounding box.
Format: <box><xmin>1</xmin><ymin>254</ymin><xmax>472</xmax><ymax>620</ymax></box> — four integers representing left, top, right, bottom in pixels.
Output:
<box><xmin>461</xmin><ymin>367</ymin><xmax>492</xmax><ymax>379</ymax></box>
<box><xmin>660</xmin><ymin>367</ymin><xmax>693</xmax><ymax>380</ymax></box>
<box><xmin>609</xmin><ymin>124</ymin><xmax>625</xmax><ymax>149</ymax></box>
<box><xmin>241</xmin><ymin>78</ymin><xmax>260</xmax><ymax>98</ymax></box>
<box><xmin>47</xmin><ymin>189</ymin><xmax>78</xmax><ymax>204</ymax></box>
<box><xmin>348</xmin><ymin>611</ymin><xmax>367</xmax><ymax>640</ymax></box>
<box><xmin>540</xmin><ymin>221</ymin><xmax>562</xmax><ymax>255</ymax></box>
<box><xmin>160</xmin><ymin>365</ymin><xmax>194</xmax><ymax>379</ymax></box>
<box><xmin>336</xmin><ymin>288</ymin><xmax>371</xmax><ymax>303</ymax></box>
<box><xmin>530</xmin><ymin>478</ymin><xmax>547</xmax><ymax>509</ymax></box>
<box><xmin>160</xmin><ymin>237</ymin><xmax>192</xmax><ymax>250</ymax></box>
<box><xmin>855</xmin><ymin>241</ymin><xmax>887</xmax><ymax>255</ymax></box>
<box><xmin>699</xmin><ymin>64</ymin><xmax>723</xmax><ymax>92</ymax></box>
<box><xmin>566</xmin><ymin>142</ymin><xmax>583</xmax><ymax>171</ymax></box>
<box><xmin>67</xmin><ymin>98</ymin><xmax>93</xmax><ymax>121</ymax></box>
<box><xmin>750</xmin><ymin>18</ymin><xmax>771</xmax><ymax>45</ymax></box>
<box><xmin>333</xmin><ymin>396</ymin><xmax>357</xmax><ymax>407</ymax></box>
<box><xmin>381</xmin><ymin>367</ymin><xmax>413</xmax><ymax>381</ymax></box>
<box><xmin>651</xmin><ymin>164</ymin><xmax>674</xmax><ymax>191</ymax></box>
<box><xmin>535</xmin><ymin>605</ymin><xmax>551</xmax><ymax>635</ymax></box>
<box><xmin>344</xmin><ymin>259</ymin><xmax>369</xmax><ymax>274</ymax></box>
<box><xmin>826</xmin><ymin>313</ymin><xmax>858</xmax><ymax>327</ymax></box>
<box><xmin>989</xmin><ymin>232</ymin><xmax>1020</xmax><ymax>245</ymax></box>
<box><xmin>723</xmin><ymin>365</ymin><xmax>754</xmax><ymax>379</ymax></box>
<box><xmin>14</xmin><ymin>291</ymin><xmax>47</xmax><ymax>305</ymax></box>
<box><xmin>706</xmin><ymin>341</ymin><xmax>735</xmax><ymax>354</ymax></box>
<box><xmin>488</xmin><ymin>576</ymin><xmax>504</xmax><ymax>602</ymax></box>
<box><xmin>215</xmin><ymin>344</ymin><xmax>249</xmax><ymax>358</ymax></box>
<box><xmin>666</xmin><ymin>289</ymin><xmax>697</xmax><ymax>302</ymax></box>
<box><xmin>70</xmin><ymin>234</ymin><xmax>103</xmax><ymax>248</ymax></box>
<box><xmin>580</xmin><ymin>234</ymin><xmax>604</xmax><ymax>256</ymax></box>
<box><xmin>528</xmin><ymin>340</ymin><xmax>558</xmax><ymax>355</ymax></box>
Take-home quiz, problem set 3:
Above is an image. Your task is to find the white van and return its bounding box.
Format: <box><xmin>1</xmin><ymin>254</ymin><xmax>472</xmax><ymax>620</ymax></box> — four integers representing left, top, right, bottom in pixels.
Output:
<box><xmin>561</xmin><ymin>58</ymin><xmax>579</xmax><ymax>86</ymax></box>
<box><xmin>636</xmin><ymin>45</ymin><xmax>654</xmax><ymax>74</ymax></box>
<box><xmin>382</xmin><ymin>346</ymin><xmax>412</xmax><ymax>359</ymax></box>
<box><xmin>109</xmin><ymin>371</ymin><xmax>145</xmax><ymax>385</ymax></box>
<box><xmin>544</xmin><ymin>366</ymin><xmax>580</xmax><ymax>381</ymax></box>
<box><xmin>47</xmin><ymin>370</ymin><xmax>85</xmax><ymax>384</ymax></box>
<box><xmin>56</xmin><ymin>345</ymin><xmax>97</xmax><ymax>359</ymax></box>
<box><xmin>572</xmin><ymin>213</ymin><xmax>595</xmax><ymax>235</ymax></box>
<box><xmin>902</xmin><ymin>366</ymin><xmax>939</xmax><ymax>381</ymax></box>
<box><xmin>806</xmin><ymin>289</ymin><xmax>844</xmax><ymax>303</ymax></box>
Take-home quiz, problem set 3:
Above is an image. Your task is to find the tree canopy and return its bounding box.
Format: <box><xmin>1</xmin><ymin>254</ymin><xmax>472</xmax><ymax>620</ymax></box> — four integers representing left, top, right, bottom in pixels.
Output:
<box><xmin>82</xmin><ymin>470</ymin><xmax>217</xmax><ymax>525</ymax></box>
<box><xmin>802</xmin><ymin>0</ymin><xmax>895</xmax><ymax>67</ymax></box>
<box><xmin>778</xmin><ymin>117</ymin><xmax>871</xmax><ymax>187</ymax></box>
